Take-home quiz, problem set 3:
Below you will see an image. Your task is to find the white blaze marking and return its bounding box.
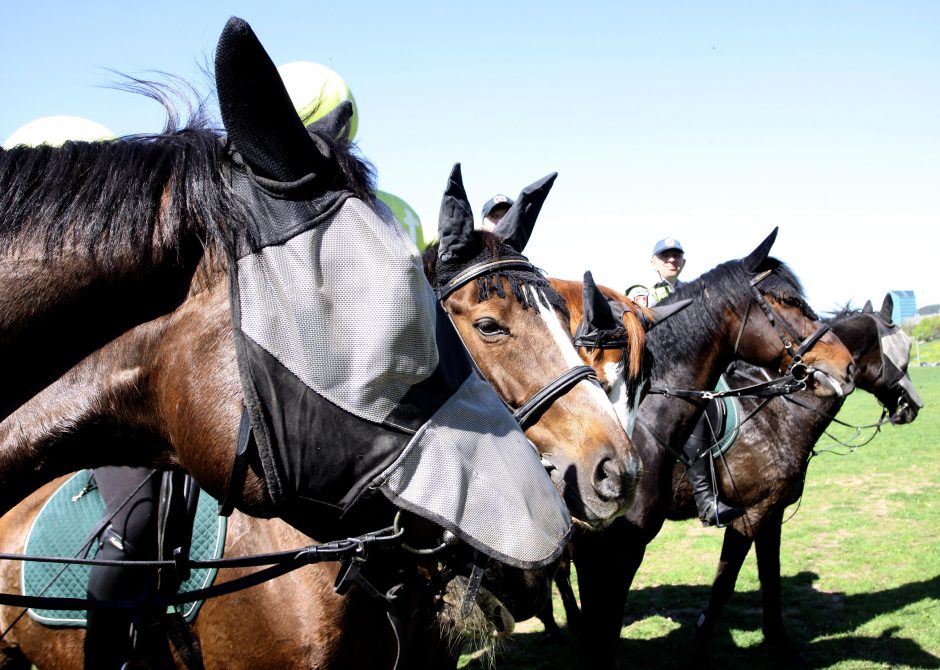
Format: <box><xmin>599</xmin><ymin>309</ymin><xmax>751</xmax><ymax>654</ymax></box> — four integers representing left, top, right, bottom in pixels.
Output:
<box><xmin>603</xmin><ymin>360</ymin><xmax>633</xmax><ymax>430</ymax></box>
<box><xmin>530</xmin><ymin>287</ymin><xmax>620</xmax><ymax>420</ymax></box>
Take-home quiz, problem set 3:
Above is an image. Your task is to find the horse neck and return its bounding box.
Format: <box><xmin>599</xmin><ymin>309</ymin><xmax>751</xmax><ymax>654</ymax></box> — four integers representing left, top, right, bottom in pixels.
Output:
<box><xmin>0</xmin><ymin>243</ymin><xmax>206</xmax><ymax>420</ymax></box>
<box><xmin>632</xmin><ymin>286</ymin><xmax>749</xmax><ymax>502</ymax></box>
<box><xmin>0</xmin><ymin>133</ymin><xmax>241</xmax><ymax>419</ymax></box>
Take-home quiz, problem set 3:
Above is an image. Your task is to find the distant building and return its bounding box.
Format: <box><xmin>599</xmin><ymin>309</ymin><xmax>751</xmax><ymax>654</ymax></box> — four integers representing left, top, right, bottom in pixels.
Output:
<box><xmin>888</xmin><ymin>290</ymin><xmax>917</xmax><ymax>325</ymax></box>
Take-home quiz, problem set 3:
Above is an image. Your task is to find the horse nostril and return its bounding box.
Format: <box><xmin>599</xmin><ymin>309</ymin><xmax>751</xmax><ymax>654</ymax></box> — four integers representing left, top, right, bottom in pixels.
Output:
<box><xmin>593</xmin><ymin>456</ymin><xmax>628</xmax><ymax>502</ymax></box>
<box><xmin>846</xmin><ymin>361</ymin><xmax>856</xmax><ymax>382</ymax></box>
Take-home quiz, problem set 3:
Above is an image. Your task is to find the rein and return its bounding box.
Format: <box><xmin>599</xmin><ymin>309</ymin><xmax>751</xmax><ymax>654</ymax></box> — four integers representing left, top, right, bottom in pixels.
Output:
<box><xmin>748</xmin><ymin>269</ymin><xmax>831</xmax><ymax>379</ymax></box>
<box><xmin>0</xmin><ymin>525</ymin><xmax>405</xmax><ymax>612</ymax></box>
<box><xmin>437</xmin><ymin>257</ymin><xmax>599</xmax><ymax>431</ymax></box>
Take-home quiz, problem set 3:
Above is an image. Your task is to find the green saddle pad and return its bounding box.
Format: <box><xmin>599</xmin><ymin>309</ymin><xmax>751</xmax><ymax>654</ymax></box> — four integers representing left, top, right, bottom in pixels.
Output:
<box><xmin>709</xmin><ymin>375</ymin><xmax>742</xmax><ymax>458</ymax></box>
<box><xmin>22</xmin><ymin>470</ymin><xmax>227</xmax><ymax>627</ymax></box>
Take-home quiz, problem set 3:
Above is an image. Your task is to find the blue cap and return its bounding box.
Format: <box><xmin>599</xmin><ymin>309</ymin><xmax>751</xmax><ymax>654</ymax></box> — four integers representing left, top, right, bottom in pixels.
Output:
<box><xmin>652</xmin><ymin>237</ymin><xmax>684</xmax><ymax>256</ymax></box>
<box><xmin>482</xmin><ymin>194</ymin><xmax>514</xmax><ymax>220</ymax></box>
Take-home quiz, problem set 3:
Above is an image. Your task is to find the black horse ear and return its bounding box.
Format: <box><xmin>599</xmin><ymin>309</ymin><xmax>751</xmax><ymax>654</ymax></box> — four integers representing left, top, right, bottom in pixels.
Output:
<box><xmin>437</xmin><ymin>164</ymin><xmax>477</xmax><ymax>262</ymax></box>
<box><xmin>862</xmin><ymin>300</ymin><xmax>874</xmax><ymax>313</ymax></box>
<box><xmin>742</xmin><ymin>227</ymin><xmax>779</xmax><ymax>273</ymax></box>
<box><xmin>648</xmin><ymin>298</ymin><xmax>694</xmax><ymax>329</ymax></box>
<box><xmin>306</xmin><ymin>101</ymin><xmax>354</xmax><ymax>141</ymax></box>
<box><xmin>215</xmin><ymin>17</ymin><xmax>329</xmax><ymax>183</ymax></box>
<box><xmin>880</xmin><ymin>294</ymin><xmax>894</xmax><ymax>323</ymax></box>
<box><xmin>580</xmin><ymin>271</ymin><xmax>618</xmax><ymax>333</ymax></box>
<box><xmin>493</xmin><ymin>172</ymin><xmax>558</xmax><ymax>252</ymax></box>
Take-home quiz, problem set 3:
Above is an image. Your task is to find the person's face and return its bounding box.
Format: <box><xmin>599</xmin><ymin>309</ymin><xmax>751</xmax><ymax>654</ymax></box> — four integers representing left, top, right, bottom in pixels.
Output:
<box><xmin>482</xmin><ymin>204</ymin><xmax>510</xmax><ymax>231</ymax></box>
<box><xmin>651</xmin><ymin>249</ymin><xmax>685</xmax><ymax>282</ymax></box>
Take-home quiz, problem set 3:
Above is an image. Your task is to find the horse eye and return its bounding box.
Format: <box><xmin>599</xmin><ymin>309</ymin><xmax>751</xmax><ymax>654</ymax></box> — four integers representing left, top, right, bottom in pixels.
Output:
<box><xmin>474</xmin><ymin>318</ymin><xmax>506</xmax><ymax>337</ymax></box>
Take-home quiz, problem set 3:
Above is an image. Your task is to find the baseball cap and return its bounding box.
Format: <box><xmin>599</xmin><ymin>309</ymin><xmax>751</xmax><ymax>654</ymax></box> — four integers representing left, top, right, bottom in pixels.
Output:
<box><xmin>652</xmin><ymin>237</ymin><xmax>684</xmax><ymax>256</ymax></box>
<box><xmin>481</xmin><ymin>194</ymin><xmax>514</xmax><ymax>220</ymax></box>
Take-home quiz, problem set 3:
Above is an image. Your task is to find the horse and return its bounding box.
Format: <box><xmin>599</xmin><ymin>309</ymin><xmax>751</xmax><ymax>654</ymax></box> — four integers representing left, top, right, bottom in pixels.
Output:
<box><xmin>536</xmin><ymin>289</ymin><xmax>923</xmax><ymax>665</ymax></box>
<box><xmin>539</xmin><ymin>228</ymin><xmax>858</xmax><ymax>668</ymax></box>
<box><xmin>0</xmin><ymin>17</ymin><xmax>584</xmax><ymax>669</ymax></box>
<box><xmin>0</xmin><ymin>482</ymin><xmax>481</xmax><ymax>670</ymax></box>
<box><xmin>0</xmin><ymin>16</ymin><xmax>581</xmax><ymax>556</ymax></box>
<box><xmin>0</xmin><ymin>164</ymin><xmax>649</xmax><ymax>669</ymax></box>
<box><xmin>424</xmin><ymin>165</ymin><xmax>642</xmax><ymax>527</ymax></box>
<box><xmin>676</xmin><ymin>293</ymin><xmax>922</xmax><ymax>665</ymax></box>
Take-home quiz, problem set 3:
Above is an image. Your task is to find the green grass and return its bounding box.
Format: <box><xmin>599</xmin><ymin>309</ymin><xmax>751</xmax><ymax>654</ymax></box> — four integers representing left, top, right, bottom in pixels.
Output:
<box><xmin>913</xmin><ymin>338</ymin><xmax>940</xmax><ymax>367</ymax></box>
<box><xmin>460</xmin><ymin>367</ymin><xmax>940</xmax><ymax>669</ymax></box>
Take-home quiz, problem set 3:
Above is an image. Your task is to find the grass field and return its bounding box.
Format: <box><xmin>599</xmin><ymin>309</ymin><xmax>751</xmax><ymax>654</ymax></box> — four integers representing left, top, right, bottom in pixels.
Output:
<box><xmin>461</xmin><ymin>367</ymin><xmax>940</xmax><ymax>669</ymax></box>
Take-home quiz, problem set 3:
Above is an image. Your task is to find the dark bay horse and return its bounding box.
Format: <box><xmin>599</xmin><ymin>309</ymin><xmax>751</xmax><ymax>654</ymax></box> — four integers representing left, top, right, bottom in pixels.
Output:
<box><xmin>0</xmin><ymin>167</ymin><xmax>649</xmax><ymax>669</ymax></box>
<box><xmin>543</xmin><ymin>229</ymin><xmax>857</xmax><ymax>668</ymax></box>
<box><xmin>673</xmin><ymin>294</ymin><xmax>923</xmax><ymax>664</ymax></box>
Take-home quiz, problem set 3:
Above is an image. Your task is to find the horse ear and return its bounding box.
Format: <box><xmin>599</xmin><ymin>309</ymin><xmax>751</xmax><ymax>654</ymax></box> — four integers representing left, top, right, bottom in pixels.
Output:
<box><xmin>880</xmin><ymin>294</ymin><xmax>894</xmax><ymax>323</ymax></box>
<box><xmin>648</xmin><ymin>298</ymin><xmax>693</xmax><ymax>330</ymax></box>
<box><xmin>306</xmin><ymin>101</ymin><xmax>354</xmax><ymax>141</ymax></box>
<box><xmin>581</xmin><ymin>271</ymin><xmax>618</xmax><ymax>332</ymax></box>
<box><xmin>493</xmin><ymin>172</ymin><xmax>558</xmax><ymax>252</ymax></box>
<box><xmin>215</xmin><ymin>17</ymin><xmax>329</xmax><ymax>183</ymax></box>
<box><xmin>862</xmin><ymin>300</ymin><xmax>874</xmax><ymax>313</ymax></box>
<box><xmin>437</xmin><ymin>164</ymin><xmax>477</xmax><ymax>262</ymax></box>
<box><xmin>742</xmin><ymin>227</ymin><xmax>779</xmax><ymax>273</ymax></box>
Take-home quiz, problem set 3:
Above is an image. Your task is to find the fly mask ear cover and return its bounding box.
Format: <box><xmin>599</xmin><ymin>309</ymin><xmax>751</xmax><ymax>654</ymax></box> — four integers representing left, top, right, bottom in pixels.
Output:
<box><xmin>217</xmin><ymin>18</ymin><xmax>570</xmax><ymax>568</ymax></box>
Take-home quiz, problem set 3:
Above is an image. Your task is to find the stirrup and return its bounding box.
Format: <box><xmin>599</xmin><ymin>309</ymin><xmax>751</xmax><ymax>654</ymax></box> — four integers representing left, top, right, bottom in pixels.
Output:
<box><xmin>700</xmin><ymin>501</ymin><xmax>745</xmax><ymax>528</ymax></box>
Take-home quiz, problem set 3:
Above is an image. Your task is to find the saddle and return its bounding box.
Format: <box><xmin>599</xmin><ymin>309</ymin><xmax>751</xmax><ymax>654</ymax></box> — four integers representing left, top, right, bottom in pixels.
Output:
<box><xmin>22</xmin><ymin>470</ymin><xmax>226</xmax><ymax>627</ymax></box>
<box><xmin>708</xmin><ymin>375</ymin><xmax>742</xmax><ymax>458</ymax></box>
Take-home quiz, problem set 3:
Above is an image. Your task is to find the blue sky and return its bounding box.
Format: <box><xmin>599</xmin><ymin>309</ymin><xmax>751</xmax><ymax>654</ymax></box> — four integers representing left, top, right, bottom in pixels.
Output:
<box><xmin>3</xmin><ymin>2</ymin><xmax>938</xmax><ymax>312</ymax></box>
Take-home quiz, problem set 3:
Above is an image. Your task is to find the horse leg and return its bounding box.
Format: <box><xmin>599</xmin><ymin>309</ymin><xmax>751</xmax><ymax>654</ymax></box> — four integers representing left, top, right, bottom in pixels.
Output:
<box><xmin>536</xmin><ymin>543</ymin><xmax>576</xmax><ymax>640</ymax></box>
<box><xmin>574</xmin><ymin>521</ymin><xmax>641</xmax><ymax>670</ymax></box>
<box><xmin>691</xmin><ymin>523</ymin><xmax>753</xmax><ymax>663</ymax></box>
<box><xmin>555</xmin><ymin>556</ymin><xmax>582</xmax><ymax>635</ymax></box>
<box><xmin>754</xmin><ymin>507</ymin><xmax>806</xmax><ymax>664</ymax></box>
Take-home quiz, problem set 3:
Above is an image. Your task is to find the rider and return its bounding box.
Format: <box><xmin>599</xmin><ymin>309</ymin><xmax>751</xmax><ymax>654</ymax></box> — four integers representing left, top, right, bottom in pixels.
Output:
<box><xmin>626</xmin><ymin>236</ymin><xmax>686</xmax><ymax>307</ymax></box>
<box><xmin>628</xmin><ymin>237</ymin><xmax>745</xmax><ymax>527</ymax></box>
<box><xmin>480</xmin><ymin>194</ymin><xmax>514</xmax><ymax>231</ymax></box>
<box><xmin>84</xmin><ymin>468</ymin><xmax>196</xmax><ymax>670</ymax></box>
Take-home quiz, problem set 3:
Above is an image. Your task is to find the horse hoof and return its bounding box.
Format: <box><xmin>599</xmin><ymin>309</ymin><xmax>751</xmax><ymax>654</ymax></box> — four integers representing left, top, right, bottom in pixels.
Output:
<box><xmin>541</xmin><ymin>627</ymin><xmax>565</xmax><ymax>643</ymax></box>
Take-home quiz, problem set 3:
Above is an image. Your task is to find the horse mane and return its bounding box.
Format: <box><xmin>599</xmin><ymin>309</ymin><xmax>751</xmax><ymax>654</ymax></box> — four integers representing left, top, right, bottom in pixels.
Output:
<box><xmin>0</xmin><ymin>78</ymin><xmax>375</xmax><ymax>262</ymax></box>
<box><xmin>650</xmin><ymin>255</ymin><xmax>815</xmax><ymax>363</ymax></box>
<box><xmin>423</xmin><ymin>232</ymin><xmax>570</xmax><ymax>319</ymax></box>
<box><xmin>617</xmin><ymin>304</ymin><xmax>651</xmax><ymax>388</ymax></box>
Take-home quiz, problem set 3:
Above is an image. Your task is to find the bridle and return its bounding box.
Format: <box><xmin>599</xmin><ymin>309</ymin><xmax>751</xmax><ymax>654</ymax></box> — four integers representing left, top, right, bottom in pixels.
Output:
<box><xmin>436</xmin><ymin>257</ymin><xmax>598</xmax><ymax>430</ymax></box>
<box><xmin>739</xmin><ymin>269</ymin><xmax>832</xmax><ymax>381</ymax></box>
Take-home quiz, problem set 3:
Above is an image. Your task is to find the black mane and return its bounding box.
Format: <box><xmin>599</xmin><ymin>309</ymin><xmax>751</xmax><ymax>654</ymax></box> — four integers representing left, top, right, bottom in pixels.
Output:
<box><xmin>0</xmin><ymin>82</ymin><xmax>375</xmax><ymax>263</ymax></box>
<box><xmin>649</xmin><ymin>255</ymin><xmax>815</xmax><ymax>364</ymax></box>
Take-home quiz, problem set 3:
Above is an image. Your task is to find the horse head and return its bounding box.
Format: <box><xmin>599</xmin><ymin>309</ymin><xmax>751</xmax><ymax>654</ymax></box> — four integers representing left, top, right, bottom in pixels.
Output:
<box><xmin>426</xmin><ymin>164</ymin><xmax>640</xmax><ymax>528</ymax></box>
<box><xmin>830</xmin><ymin>295</ymin><xmax>923</xmax><ymax>423</ymax></box>
<box><xmin>711</xmin><ymin>227</ymin><xmax>856</xmax><ymax>396</ymax></box>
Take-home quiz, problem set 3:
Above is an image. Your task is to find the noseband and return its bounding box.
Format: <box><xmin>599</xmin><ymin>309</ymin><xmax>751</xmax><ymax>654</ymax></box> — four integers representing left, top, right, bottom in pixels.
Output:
<box><xmin>437</xmin><ymin>258</ymin><xmax>598</xmax><ymax>430</ymax></box>
<box><xmin>740</xmin><ymin>269</ymin><xmax>831</xmax><ymax>380</ymax></box>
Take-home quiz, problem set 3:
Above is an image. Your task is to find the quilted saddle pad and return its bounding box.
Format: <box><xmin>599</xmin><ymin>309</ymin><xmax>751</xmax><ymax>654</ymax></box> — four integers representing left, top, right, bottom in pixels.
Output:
<box><xmin>22</xmin><ymin>470</ymin><xmax>227</xmax><ymax>627</ymax></box>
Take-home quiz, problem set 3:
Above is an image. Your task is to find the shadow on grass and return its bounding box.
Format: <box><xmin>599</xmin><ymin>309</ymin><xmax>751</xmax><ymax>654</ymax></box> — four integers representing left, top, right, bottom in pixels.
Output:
<box><xmin>463</xmin><ymin>571</ymin><xmax>940</xmax><ymax>669</ymax></box>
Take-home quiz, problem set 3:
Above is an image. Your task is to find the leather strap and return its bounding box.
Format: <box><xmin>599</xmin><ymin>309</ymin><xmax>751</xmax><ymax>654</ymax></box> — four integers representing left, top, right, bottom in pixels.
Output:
<box><xmin>218</xmin><ymin>406</ymin><xmax>253</xmax><ymax>517</ymax></box>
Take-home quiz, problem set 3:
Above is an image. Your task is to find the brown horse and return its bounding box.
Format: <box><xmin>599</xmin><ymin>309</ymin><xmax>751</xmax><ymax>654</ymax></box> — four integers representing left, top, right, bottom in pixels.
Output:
<box><xmin>425</xmin><ymin>165</ymin><xmax>642</xmax><ymax>527</ymax></box>
<box><xmin>541</xmin><ymin>229</ymin><xmax>858</xmax><ymax>668</ymax></box>
<box><xmin>0</xmin><ymin>18</ymin><xmax>589</xmax><ymax>668</ymax></box>
<box><xmin>0</xmin><ymin>484</ymin><xmax>473</xmax><ymax>670</ymax></box>
<box><xmin>0</xmin><ymin>167</ymin><xmax>648</xmax><ymax>669</ymax></box>
<box><xmin>0</xmin><ymin>18</ymin><xmax>578</xmax><ymax>563</ymax></box>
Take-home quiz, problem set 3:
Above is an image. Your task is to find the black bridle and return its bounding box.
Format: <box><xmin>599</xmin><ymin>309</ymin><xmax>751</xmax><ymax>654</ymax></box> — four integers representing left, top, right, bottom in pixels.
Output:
<box><xmin>436</xmin><ymin>258</ymin><xmax>598</xmax><ymax>430</ymax></box>
<box><xmin>741</xmin><ymin>269</ymin><xmax>832</xmax><ymax>381</ymax></box>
